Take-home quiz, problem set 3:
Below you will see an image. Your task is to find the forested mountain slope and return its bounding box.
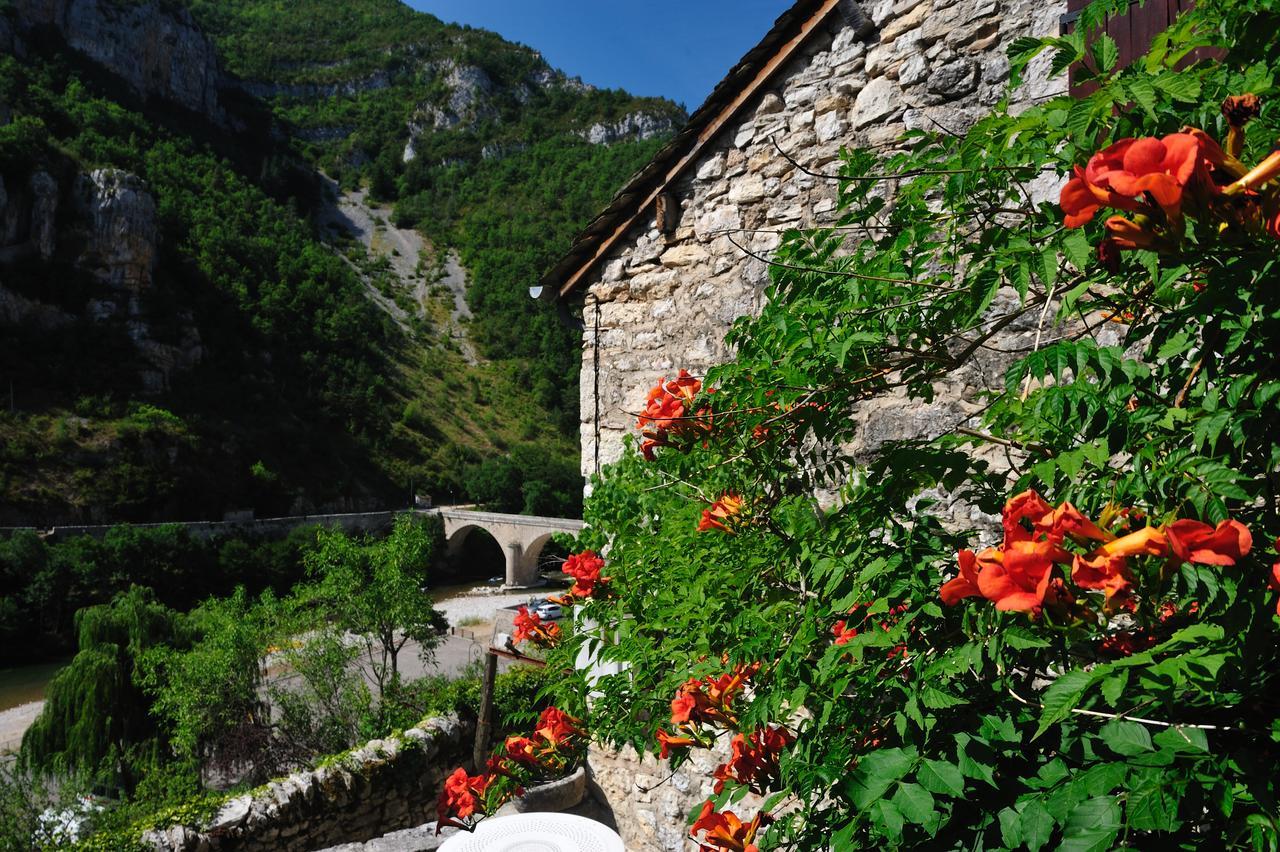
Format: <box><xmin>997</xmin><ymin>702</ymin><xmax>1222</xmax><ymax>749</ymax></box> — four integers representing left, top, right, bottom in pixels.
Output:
<box><xmin>0</xmin><ymin>0</ymin><xmax>683</xmax><ymax>523</ymax></box>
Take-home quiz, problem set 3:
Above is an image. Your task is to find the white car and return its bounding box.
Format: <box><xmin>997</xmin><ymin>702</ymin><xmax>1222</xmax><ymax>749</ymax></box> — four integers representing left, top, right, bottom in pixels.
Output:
<box><xmin>533</xmin><ymin>602</ymin><xmax>563</xmax><ymax>621</ymax></box>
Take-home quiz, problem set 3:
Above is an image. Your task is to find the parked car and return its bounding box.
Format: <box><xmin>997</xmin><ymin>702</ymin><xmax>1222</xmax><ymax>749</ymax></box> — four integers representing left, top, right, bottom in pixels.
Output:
<box><xmin>533</xmin><ymin>602</ymin><xmax>563</xmax><ymax>621</ymax></box>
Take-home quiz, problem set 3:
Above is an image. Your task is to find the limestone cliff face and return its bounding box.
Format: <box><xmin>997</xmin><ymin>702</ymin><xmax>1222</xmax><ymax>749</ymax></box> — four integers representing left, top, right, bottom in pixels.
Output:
<box><xmin>72</xmin><ymin>169</ymin><xmax>158</xmax><ymax>290</ymax></box>
<box><xmin>0</xmin><ymin>166</ymin><xmax>201</xmax><ymax>388</ymax></box>
<box><xmin>0</xmin><ymin>171</ymin><xmax>59</xmax><ymax>262</ymax></box>
<box><xmin>9</xmin><ymin>0</ymin><xmax>226</xmax><ymax>122</ymax></box>
<box><xmin>580</xmin><ymin>111</ymin><xmax>681</xmax><ymax>146</ymax></box>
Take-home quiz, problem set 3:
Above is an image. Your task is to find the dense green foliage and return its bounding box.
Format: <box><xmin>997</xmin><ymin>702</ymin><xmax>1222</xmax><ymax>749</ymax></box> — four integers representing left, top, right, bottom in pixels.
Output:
<box><xmin>463</xmin><ymin>441</ymin><xmax>584</xmax><ymax>516</ymax></box>
<box><xmin>2</xmin><ymin>0</ymin><xmax>657</xmax><ymax>521</ymax></box>
<box><xmin>395</xmin><ymin>135</ymin><xmax>668</xmax><ymax>419</ymax></box>
<box><xmin>21</xmin><ymin>588</ymin><xmax>186</xmax><ymax>792</ymax></box>
<box><xmin>303</xmin><ymin>513</ymin><xmax>448</xmax><ymax>696</ymax></box>
<box><xmin>551</xmin><ymin>2</ymin><xmax>1280</xmax><ymax>849</ymax></box>
<box><xmin>18</xmin><ymin>517</ymin><xmax>447</xmax><ymax>806</ymax></box>
<box><xmin>180</xmin><ymin>0</ymin><xmax>682</xmax><ymax>432</ymax></box>
<box><xmin>0</xmin><ymin>523</ymin><xmax>319</xmax><ymax>664</ymax></box>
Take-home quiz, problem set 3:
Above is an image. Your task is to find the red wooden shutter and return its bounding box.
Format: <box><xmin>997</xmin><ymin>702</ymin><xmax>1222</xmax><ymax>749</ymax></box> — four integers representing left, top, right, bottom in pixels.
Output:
<box><xmin>1062</xmin><ymin>0</ymin><xmax>1197</xmax><ymax>96</ymax></box>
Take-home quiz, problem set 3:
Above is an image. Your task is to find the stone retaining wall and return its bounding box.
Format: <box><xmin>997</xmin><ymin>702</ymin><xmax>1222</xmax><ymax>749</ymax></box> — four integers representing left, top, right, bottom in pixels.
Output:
<box><xmin>143</xmin><ymin>715</ymin><xmax>473</xmax><ymax>852</ymax></box>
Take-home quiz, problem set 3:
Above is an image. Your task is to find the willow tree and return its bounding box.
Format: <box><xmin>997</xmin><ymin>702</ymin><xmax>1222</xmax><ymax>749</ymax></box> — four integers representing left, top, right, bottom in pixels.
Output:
<box><xmin>21</xmin><ymin>586</ymin><xmax>187</xmax><ymax>791</ymax></box>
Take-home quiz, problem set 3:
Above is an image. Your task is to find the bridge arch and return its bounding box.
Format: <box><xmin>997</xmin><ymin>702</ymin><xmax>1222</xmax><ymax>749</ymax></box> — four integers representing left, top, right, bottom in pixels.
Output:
<box><xmin>444</xmin><ymin>523</ymin><xmax>504</xmax><ymax>581</ymax></box>
<box><xmin>428</xmin><ymin>508</ymin><xmax>584</xmax><ymax>588</ymax></box>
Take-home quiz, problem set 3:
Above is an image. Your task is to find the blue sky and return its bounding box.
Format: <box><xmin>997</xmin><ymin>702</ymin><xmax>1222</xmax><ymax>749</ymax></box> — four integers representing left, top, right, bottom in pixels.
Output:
<box><xmin>405</xmin><ymin>1</ymin><xmax>793</xmax><ymax>110</ymax></box>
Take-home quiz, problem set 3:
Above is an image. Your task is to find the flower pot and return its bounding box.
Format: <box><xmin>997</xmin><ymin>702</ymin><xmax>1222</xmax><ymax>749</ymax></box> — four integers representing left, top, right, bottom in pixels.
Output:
<box><xmin>513</xmin><ymin>765</ymin><xmax>587</xmax><ymax>813</ymax></box>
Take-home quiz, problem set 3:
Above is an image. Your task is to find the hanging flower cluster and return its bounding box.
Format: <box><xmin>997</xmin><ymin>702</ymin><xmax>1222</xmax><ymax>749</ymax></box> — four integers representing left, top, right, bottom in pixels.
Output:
<box><xmin>437</xmin><ymin>707</ymin><xmax>586</xmax><ymax>833</ymax></box>
<box><xmin>1061</xmin><ymin>95</ymin><xmax>1280</xmax><ymax>259</ymax></box>
<box><xmin>711</xmin><ymin>726</ymin><xmax>794</xmax><ymax>794</ymax></box>
<box><xmin>648</xmin><ymin>663</ymin><xmax>778</xmax><ymax>849</ymax></box>
<box><xmin>562</xmin><ymin>550</ymin><xmax>608</xmax><ymax>598</ymax></box>
<box><xmin>940</xmin><ymin>490</ymin><xmax>1252</xmax><ymax>618</ymax></box>
<box><xmin>658</xmin><ymin>665</ymin><xmax>756</xmax><ymax>757</ymax></box>
<box><xmin>691</xmin><ymin>800</ymin><xmax>769</xmax><ymax>852</ymax></box>
<box><xmin>436</xmin><ymin>768</ymin><xmax>507</xmax><ymax>833</ymax></box>
<box><xmin>512</xmin><ymin>606</ymin><xmax>561</xmax><ymax>648</ymax></box>
<box><xmin>502</xmin><ymin>707</ymin><xmax>586</xmax><ymax>781</ymax></box>
<box><xmin>637</xmin><ymin>370</ymin><xmax>712</xmax><ymax>460</ymax></box>
<box><xmin>698</xmin><ymin>492</ymin><xmax>747</xmax><ymax>533</ymax></box>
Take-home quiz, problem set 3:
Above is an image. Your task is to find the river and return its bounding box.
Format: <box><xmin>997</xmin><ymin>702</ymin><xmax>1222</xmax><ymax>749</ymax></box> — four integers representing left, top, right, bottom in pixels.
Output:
<box><xmin>0</xmin><ymin>659</ymin><xmax>65</xmax><ymax>713</ymax></box>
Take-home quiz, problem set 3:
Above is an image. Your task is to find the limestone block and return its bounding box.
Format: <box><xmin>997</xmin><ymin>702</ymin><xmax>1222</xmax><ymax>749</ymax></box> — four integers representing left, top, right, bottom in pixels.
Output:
<box><xmin>787</xmin><ymin>84</ymin><xmax>820</xmax><ymax>107</ymax></box>
<box><xmin>864</xmin><ymin>43</ymin><xmax>894</xmax><ymax>77</ymax></box>
<box><xmin>601</xmin><ymin>259</ymin><xmax>625</xmax><ymax>282</ymax></box>
<box><xmin>952</xmin><ymin>19</ymin><xmax>1001</xmax><ymax>49</ymax></box>
<box><xmin>728</xmin><ymin>174</ymin><xmax>766</xmax><ymax>205</ymax></box>
<box><xmin>852</xmin><ymin>77</ymin><xmax>902</xmax><ymax>128</ymax></box>
<box><xmin>734</xmin><ymin>123</ymin><xmax>756</xmax><ymax>148</ymax></box>
<box><xmin>927</xmin><ymin>58</ymin><xmax>979</xmax><ymax>100</ymax></box>
<box><xmin>695</xmin><ymin>204</ymin><xmax>741</xmax><ymax>239</ymax></box>
<box><xmin>789</xmin><ymin>108</ymin><xmax>815</xmax><ymax>131</ymax></box>
<box><xmin>880</xmin><ymin>2</ymin><xmax>928</xmax><ymax>44</ymax></box>
<box><xmin>695</xmin><ymin>152</ymin><xmax>727</xmax><ymax>181</ymax></box>
<box><xmin>659</xmin><ymin>244</ymin><xmax>709</xmax><ymax>268</ymax></box>
<box><xmin>830</xmin><ymin>24</ymin><xmax>869</xmax><ymax>58</ymax></box>
<box><xmin>898</xmin><ymin>52</ymin><xmax>929</xmax><ymax>87</ymax></box>
<box><xmin>816</xmin><ymin>110</ymin><xmax>850</xmax><ymax>144</ymax></box>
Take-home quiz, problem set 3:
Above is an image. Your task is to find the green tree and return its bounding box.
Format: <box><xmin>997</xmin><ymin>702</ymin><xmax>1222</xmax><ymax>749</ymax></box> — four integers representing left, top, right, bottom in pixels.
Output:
<box><xmin>137</xmin><ymin>589</ymin><xmax>275</xmax><ymax>780</ymax></box>
<box><xmin>304</xmin><ymin>514</ymin><xmax>447</xmax><ymax>701</ymax></box>
<box><xmin>21</xmin><ymin>588</ymin><xmax>186</xmax><ymax>792</ymax></box>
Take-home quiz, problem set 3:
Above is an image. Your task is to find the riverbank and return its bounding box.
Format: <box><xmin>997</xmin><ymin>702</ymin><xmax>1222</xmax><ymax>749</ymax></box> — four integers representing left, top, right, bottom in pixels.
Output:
<box><xmin>0</xmin><ymin>700</ymin><xmax>42</xmax><ymax>754</ymax></box>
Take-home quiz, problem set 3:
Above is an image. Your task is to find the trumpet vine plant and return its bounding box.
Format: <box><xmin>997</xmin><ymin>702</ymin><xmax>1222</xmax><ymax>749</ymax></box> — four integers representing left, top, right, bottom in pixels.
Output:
<box><xmin>558</xmin><ymin>1</ymin><xmax>1280</xmax><ymax>849</ymax></box>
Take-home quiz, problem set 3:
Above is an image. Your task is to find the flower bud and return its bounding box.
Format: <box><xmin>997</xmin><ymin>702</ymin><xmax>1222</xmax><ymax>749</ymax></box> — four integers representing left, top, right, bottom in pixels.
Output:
<box><xmin>1221</xmin><ymin>93</ymin><xmax>1262</xmax><ymax>127</ymax></box>
<box><xmin>1097</xmin><ymin>238</ymin><xmax>1121</xmax><ymax>273</ymax></box>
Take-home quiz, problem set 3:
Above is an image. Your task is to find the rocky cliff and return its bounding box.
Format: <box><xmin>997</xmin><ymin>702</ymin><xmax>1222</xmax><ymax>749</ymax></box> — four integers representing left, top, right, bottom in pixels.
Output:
<box><xmin>10</xmin><ymin>0</ymin><xmax>227</xmax><ymax>122</ymax></box>
<box><xmin>0</xmin><ymin>164</ymin><xmax>201</xmax><ymax>390</ymax></box>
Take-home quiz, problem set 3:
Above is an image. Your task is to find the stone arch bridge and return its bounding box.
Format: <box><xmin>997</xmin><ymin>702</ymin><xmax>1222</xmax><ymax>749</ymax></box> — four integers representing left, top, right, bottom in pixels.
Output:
<box><xmin>429</xmin><ymin>508</ymin><xmax>584</xmax><ymax>587</ymax></box>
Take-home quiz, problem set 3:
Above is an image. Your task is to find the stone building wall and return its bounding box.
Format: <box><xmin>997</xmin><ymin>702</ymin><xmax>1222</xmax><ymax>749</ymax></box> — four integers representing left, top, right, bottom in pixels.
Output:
<box><xmin>143</xmin><ymin>715</ymin><xmax>473</xmax><ymax>852</ymax></box>
<box><xmin>575</xmin><ymin>1</ymin><xmax>1073</xmax><ymax>848</ymax></box>
<box><xmin>578</xmin><ymin>0</ymin><xmax>1069</xmax><ymax>481</ymax></box>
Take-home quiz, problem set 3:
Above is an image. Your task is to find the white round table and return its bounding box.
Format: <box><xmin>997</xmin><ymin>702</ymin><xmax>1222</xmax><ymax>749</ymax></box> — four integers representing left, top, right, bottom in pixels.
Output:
<box><xmin>438</xmin><ymin>812</ymin><xmax>625</xmax><ymax>852</ymax></box>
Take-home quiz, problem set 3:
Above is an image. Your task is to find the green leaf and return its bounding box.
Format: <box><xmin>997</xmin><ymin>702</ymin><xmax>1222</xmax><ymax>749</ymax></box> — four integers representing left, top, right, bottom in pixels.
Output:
<box><xmin>917</xmin><ymin>759</ymin><xmax>966</xmax><ymax>797</ymax></box>
<box><xmin>1152</xmin><ymin>725</ymin><xmax>1209</xmax><ymax>753</ymax></box>
<box><xmin>1099</xmin><ymin>719</ymin><xmax>1153</xmax><ymax>756</ymax></box>
<box><xmin>891</xmin><ymin>782</ymin><xmax>937</xmax><ymax>825</ymax></box>
<box><xmin>1154</xmin><ymin>71</ymin><xmax>1201</xmax><ymax>102</ymax></box>
<box><xmin>1061</xmin><ymin>231</ymin><xmax>1092</xmax><ymax>273</ymax></box>
<box><xmin>871</xmin><ymin>798</ymin><xmax>905</xmax><ymax>839</ymax></box>
<box><xmin>1059</xmin><ymin>796</ymin><xmax>1121</xmax><ymax>851</ymax></box>
<box><xmin>956</xmin><ymin>734</ymin><xmax>998</xmax><ymax>786</ymax></box>
<box><xmin>921</xmin><ymin>684</ymin><xmax>967</xmax><ymax>709</ymax></box>
<box><xmin>1091</xmin><ymin>33</ymin><xmax>1119</xmax><ymax>72</ymax></box>
<box><xmin>1021</xmin><ymin>799</ymin><xmax>1055</xmax><ymax>852</ymax></box>
<box><xmin>1125</xmin><ymin>77</ymin><xmax>1157</xmax><ymax>116</ymax></box>
<box><xmin>1004</xmin><ymin>627</ymin><xmax>1051</xmax><ymax>650</ymax></box>
<box><xmin>1036</xmin><ymin>669</ymin><xmax>1098</xmax><ymax>737</ymax></box>
<box><xmin>1127</xmin><ymin>770</ymin><xmax>1180</xmax><ymax>832</ymax></box>
<box><xmin>845</xmin><ymin>747</ymin><xmax>916</xmax><ymax>809</ymax></box>
<box><xmin>998</xmin><ymin>806</ymin><xmax>1023</xmax><ymax>847</ymax></box>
